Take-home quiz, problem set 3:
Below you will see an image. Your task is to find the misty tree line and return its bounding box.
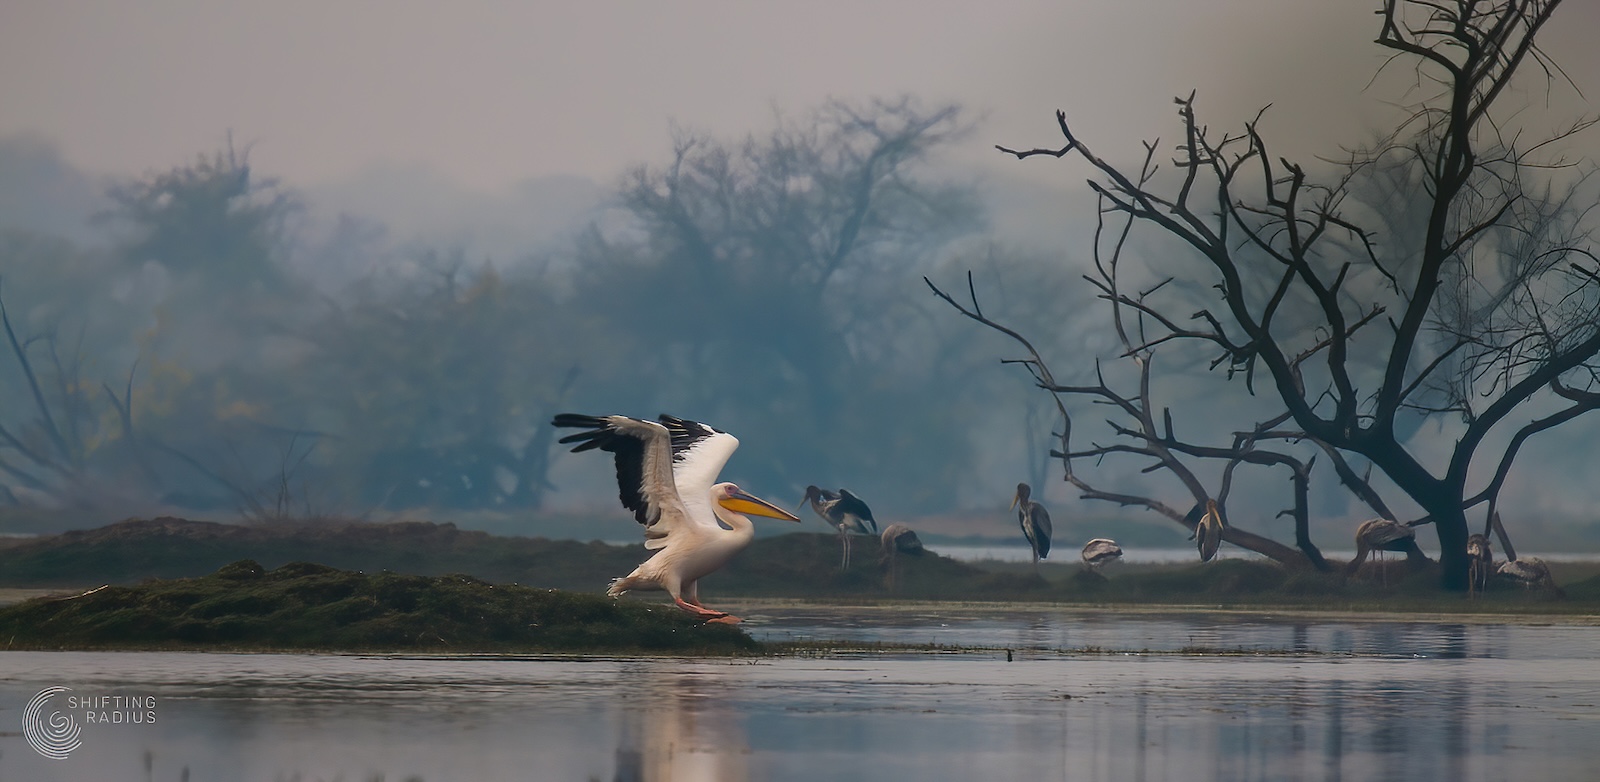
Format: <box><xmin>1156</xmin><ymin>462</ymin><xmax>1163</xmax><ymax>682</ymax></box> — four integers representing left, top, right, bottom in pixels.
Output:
<box><xmin>0</xmin><ymin>99</ymin><xmax>1064</xmax><ymax>521</ymax></box>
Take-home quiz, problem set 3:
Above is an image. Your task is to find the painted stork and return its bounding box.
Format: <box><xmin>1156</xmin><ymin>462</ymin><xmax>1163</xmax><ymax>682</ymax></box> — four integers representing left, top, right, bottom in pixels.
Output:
<box><xmin>879</xmin><ymin>522</ymin><xmax>924</xmax><ymax>590</ymax></box>
<box><xmin>880</xmin><ymin>523</ymin><xmax>924</xmax><ymax>560</ymax></box>
<box><xmin>1193</xmin><ymin>499</ymin><xmax>1224</xmax><ymax>563</ymax></box>
<box><xmin>552</xmin><ymin>413</ymin><xmax>801</xmax><ymax>623</ymax></box>
<box><xmin>1466</xmin><ymin>533</ymin><xmax>1494</xmax><ymax>596</ymax></box>
<box><xmin>1498</xmin><ymin>557</ymin><xmax>1560</xmax><ymax>594</ymax></box>
<box><xmin>1011</xmin><ymin>482</ymin><xmax>1053</xmax><ymax>567</ymax></box>
<box><xmin>1081</xmin><ymin>538</ymin><xmax>1123</xmax><ymax>573</ymax></box>
<box><xmin>798</xmin><ymin>485</ymin><xmax>877</xmax><ymax>570</ymax></box>
<box><xmin>1346</xmin><ymin>518</ymin><xmax>1426</xmax><ymax>585</ymax></box>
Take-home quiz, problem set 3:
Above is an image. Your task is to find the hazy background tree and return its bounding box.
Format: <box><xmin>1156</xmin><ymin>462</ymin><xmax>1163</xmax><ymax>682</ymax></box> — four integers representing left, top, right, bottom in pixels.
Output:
<box><xmin>0</xmin><ymin>99</ymin><xmax>1059</xmax><ymax>531</ymax></box>
<box><xmin>561</xmin><ymin>97</ymin><xmax>995</xmax><ymax>511</ymax></box>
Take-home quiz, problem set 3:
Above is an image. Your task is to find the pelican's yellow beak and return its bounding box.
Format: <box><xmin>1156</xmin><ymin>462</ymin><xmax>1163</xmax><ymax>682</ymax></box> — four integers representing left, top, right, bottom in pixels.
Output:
<box><xmin>722</xmin><ymin>488</ymin><xmax>802</xmax><ymax>522</ymax></box>
<box><xmin>1010</xmin><ymin>492</ymin><xmax>1020</xmax><ymax>511</ymax></box>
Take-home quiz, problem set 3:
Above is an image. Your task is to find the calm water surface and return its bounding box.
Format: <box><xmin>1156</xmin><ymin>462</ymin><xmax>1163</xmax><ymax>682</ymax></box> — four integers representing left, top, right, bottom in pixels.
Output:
<box><xmin>2</xmin><ymin>608</ymin><xmax>1597</xmax><ymax>782</ymax></box>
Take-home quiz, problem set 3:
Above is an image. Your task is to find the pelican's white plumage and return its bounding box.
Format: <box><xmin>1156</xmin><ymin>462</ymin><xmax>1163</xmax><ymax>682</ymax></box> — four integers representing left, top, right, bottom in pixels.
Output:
<box><xmin>553</xmin><ymin>413</ymin><xmax>800</xmax><ymax>623</ymax></box>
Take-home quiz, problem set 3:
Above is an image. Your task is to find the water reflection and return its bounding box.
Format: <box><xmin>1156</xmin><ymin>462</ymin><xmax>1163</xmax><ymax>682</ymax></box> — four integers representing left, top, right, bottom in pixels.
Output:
<box><xmin>743</xmin><ymin>605</ymin><xmax>1600</xmax><ymax>661</ymax></box>
<box><xmin>612</xmin><ymin>667</ymin><xmax>749</xmax><ymax>782</ymax></box>
<box><xmin>0</xmin><ymin>613</ymin><xmax>1597</xmax><ymax>782</ymax></box>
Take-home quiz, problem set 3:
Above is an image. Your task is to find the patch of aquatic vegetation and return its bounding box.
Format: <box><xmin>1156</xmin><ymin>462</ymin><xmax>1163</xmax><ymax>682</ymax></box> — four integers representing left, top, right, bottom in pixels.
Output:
<box><xmin>0</xmin><ymin>560</ymin><xmax>758</xmax><ymax>654</ymax></box>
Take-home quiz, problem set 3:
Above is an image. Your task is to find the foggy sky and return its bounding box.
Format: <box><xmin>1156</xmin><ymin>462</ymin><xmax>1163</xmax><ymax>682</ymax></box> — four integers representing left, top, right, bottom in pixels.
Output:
<box><xmin>0</xmin><ymin>0</ymin><xmax>1468</xmax><ymax>191</ymax></box>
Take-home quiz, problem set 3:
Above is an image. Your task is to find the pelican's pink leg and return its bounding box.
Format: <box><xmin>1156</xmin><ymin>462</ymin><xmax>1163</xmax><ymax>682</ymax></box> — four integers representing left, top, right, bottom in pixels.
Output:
<box><xmin>671</xmin><ymin>596</ymin><xmax>741</xmax><ymax>623</ymax></box>
<box><xmin>672</xmin><ymin>582</ymin><xmax>740</xmax><ymax>623</ymax></box>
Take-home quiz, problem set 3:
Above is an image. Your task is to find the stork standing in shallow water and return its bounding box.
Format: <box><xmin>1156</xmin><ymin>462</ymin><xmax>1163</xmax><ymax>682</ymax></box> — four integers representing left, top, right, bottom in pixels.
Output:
<box><xmin>798</xmin><ymin>485</ymin><xmax>877</xmax><ymax>570</ymax></box>
<box><xmin>553</xmin><ymin>413</ymin><xmax>801</xmax><ymax>623</ymax></box>
<box><xmin>1011</xmin><ymin>482</ymin><xmax>1053</xmax><ymax>568</ymax></box>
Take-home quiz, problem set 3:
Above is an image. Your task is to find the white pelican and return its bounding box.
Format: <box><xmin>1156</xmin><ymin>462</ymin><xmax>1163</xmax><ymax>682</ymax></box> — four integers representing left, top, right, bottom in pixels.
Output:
<box><xmin>1011</xmin><ymin>482</ymin><xmax>1053</xmax><ymax>566</ymax></box>
<box><xmin>1193</xmin><ymin>499</ymin><xmax>1224</xmax><ymax>563</ymax></box>
<box><xmin>1081</xmin><ymin>538</ymin><xmax>1122</xmax><ymax>572</ymax></box>
<box><xmin>1466</xmin><ymin>533</ymin><xmax>1493</xmax><ymax>596</ymax></box>
<box><xmin>1346</xmin><ymin>518</ymin><xmax>1423</xmax><ymax>585</ymax></box>
<box><xmin>798</xmin><ymin>485</ymin><xmax>877</xmax><ymax>570</ymax></box>
<box><xmin>553</xmin><ymin>413</ymin><xmax>801</xmax><ymax>623</ymax></box>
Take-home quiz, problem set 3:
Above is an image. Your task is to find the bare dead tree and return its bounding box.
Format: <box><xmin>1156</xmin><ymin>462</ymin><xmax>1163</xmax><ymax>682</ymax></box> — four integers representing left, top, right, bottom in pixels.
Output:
<box><xmin>927</xmin><ymin>228</ymin><xmax>1364</xmax><ymax>570</ymax></box>
<box><xmin>992</xmin><ymin>0</ymin><xmax>1600</xmax><ymax>589</ymax></box>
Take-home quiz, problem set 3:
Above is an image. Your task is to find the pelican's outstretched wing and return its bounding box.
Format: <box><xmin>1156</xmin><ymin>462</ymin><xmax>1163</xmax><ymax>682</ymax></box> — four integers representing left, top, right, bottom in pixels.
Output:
<box><xmin>835</xmin><ymin>489</ymin><xmax>878</xmax><ymax>534</ymax></box>
<box><xmin>553</xmin><ymin>414</ymin><xmax>690</xmax><ymax>548</ymax></box>
<box><xmin>656</xmin><ymin>415</ymin><xmax>739</xmax><ymax>530</ymax></box>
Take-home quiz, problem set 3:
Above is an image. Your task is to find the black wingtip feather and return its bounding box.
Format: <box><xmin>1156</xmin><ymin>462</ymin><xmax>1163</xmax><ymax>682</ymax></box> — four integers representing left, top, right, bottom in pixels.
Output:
<box><xmin>656</xmin><ymin>414</ymin><xmax>721</xmax><ymax>462</ymax></box>
<box><xmin>552</xmin><ymin>413</ymin><xmax>606</xmax><ymax>429</ymax></box>
<box><xmin>550</xmin><ymin>413</ymin><xmax>653</xmax><ymax>524</ymax></box>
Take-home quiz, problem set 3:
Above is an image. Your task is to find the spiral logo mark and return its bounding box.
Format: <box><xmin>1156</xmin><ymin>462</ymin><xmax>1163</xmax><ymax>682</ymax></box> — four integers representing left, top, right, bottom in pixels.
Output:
<box><xmin>23</xmin><ymin>686</ymin><xmax>82</xmax><ymax>760</ymax></box>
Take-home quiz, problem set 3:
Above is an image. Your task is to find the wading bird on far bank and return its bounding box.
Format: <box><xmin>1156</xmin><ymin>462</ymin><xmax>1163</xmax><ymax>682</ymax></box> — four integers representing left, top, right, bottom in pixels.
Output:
<box><xmin>1498</xmin><ymin>557</ymin><xmax>1560</xmax><ymax>595</ymax></box>
<box><xmin>798</xmin><ymin>485</ymin><xmax>877</xmax><ymax>570</ymax></box>
<box><xmin>879</xmin><ymin>522</ymin><xmax>925</xmax><ymax>590</ymax></box>
<box><xmin>553</xmin><ymin>413</ymin><xmax>801</xmax><ymax>623</ymax></box>
<box><xmin>1081</xmin><ymin>538</ymin><xmax>1123</xmax><ymax>573</ymax></box>
<box><xmin>1011</xmin><ymin>482</ymin><xmax>1052</xmax><ymax>567</ymax></box>
<box><xmin>1193</xmin><ymin>499</ymin><xmax>1224</xmax><ymax>563</ymax></box>
<box><xmin>1467</xmin><ymin>533</ymin><xmax>1493</xmax><ymax>596</ymax></box>
<box><xmin>1347</xmin><ymin>518</ymin><xmax>1428</xmax><ymax>585</ymax></box>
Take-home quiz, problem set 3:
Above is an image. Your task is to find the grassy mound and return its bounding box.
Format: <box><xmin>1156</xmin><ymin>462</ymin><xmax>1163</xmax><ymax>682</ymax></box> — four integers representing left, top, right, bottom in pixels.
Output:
<box><xmin>0</xmin><ymin>560</ymin><xmax>759</xmax><ymax>654</ymax></box>
<box><xmin>0</xmin><ymin>518</ymin><xmax>1591</xmax><ymax>612</ymax></box>
<box><xmin>0</xmin><ymin>517</ymin><xmax>642</xmax><ymax>589</ymax></box>
<box><xmin>0</xmin><ymin>517</ymin><xmax>1029</xmax><ymax>599</ymax></box>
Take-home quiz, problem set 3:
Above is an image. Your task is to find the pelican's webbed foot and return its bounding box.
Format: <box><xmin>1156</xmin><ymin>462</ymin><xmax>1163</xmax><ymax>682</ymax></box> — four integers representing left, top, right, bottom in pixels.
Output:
<box><xmin>673</xmin><ymin>595</ymin><xmax>735</xmax><ymax>621</ymax></box>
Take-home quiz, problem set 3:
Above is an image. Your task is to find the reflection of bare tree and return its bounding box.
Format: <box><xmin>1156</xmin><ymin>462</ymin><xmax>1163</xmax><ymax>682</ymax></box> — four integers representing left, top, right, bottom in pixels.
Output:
<box><xmin>612</xmin><ymin>668</ymin><xmax>750</xmax><ymax>782</ymax></box>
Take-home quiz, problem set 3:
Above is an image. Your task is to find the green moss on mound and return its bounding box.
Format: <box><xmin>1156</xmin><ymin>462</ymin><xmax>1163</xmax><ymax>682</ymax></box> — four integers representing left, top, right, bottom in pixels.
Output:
<box><xmin>0</xmin><ymin>560</ymin><xmax>758</xmax><ymax>654</ymax></box>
